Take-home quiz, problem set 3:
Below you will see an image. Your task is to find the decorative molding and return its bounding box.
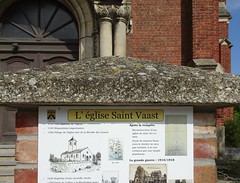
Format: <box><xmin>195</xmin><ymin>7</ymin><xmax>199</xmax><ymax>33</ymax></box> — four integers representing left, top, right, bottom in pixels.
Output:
<box><xmin>219</xmin><ymin>38</ymin><xmax>233</xmax><ymax>48</ymax></box>
<box><xmin>94</xmin><ymin>2</ymin><xmax>131</xmax><ymax>24</ymax></box>
<box><xmin>189</xmin><ymin>59</ymin><xmax>218</xmax><ymax>71</ymax></box>
<box><xmin>115</xmin><ymin>4</ymin><xmax>131</xmax><ymax>23</ymax></box>
<box><xmin>219</xmin><ymin>2</ymin><xmax>231</xmax><ymax>23</ymax></box>
<box><xmin>94</xmin><ymin>4</ymin><xmax>116</xmax><ymax>20</ymax></box>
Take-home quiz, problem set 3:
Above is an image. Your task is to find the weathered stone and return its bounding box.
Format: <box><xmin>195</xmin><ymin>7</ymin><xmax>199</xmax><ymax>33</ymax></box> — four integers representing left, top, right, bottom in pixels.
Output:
<box><xmin>194</xmin><ymin>126</ymin><xmax>216</xmax><ymax>135</ymax></box>
<box><xmin>194</xmin><ymin>113</ymin><xmax>216</xmax><ymax>126</ymax></box>
<box><xmin>0</xmin><ymin>57</ymin><xmax>239</xmax><ymax>107</ymax></box>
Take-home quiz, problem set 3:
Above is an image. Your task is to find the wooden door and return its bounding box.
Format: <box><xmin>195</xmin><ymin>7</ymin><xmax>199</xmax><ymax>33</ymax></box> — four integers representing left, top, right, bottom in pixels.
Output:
<box><xmin>0</xmin><ymin>0</ymin><xmax>79</xmax><ymax>144</ymax></box>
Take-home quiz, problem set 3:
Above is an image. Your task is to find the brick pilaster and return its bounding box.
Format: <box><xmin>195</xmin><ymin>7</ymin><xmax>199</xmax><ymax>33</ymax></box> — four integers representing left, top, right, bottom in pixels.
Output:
<box><xmin>15</xmin><ymin>110</ymin><xmax>38</xmax><ymax>183</ymax></box>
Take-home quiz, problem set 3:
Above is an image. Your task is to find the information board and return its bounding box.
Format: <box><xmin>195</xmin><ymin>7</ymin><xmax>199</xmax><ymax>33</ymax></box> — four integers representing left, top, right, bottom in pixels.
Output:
<box><xmin>38</xmin><ymin>106</ymin><xmax>193</xmax><ymax>183</ymax></box>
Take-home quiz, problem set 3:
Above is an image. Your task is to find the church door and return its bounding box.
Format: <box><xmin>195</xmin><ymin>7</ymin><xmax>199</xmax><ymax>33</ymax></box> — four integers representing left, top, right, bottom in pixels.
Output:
<box><xmin>0</xmin><ymin>0</ymin><xmax>79</xmax><ymax>144</ymax></box>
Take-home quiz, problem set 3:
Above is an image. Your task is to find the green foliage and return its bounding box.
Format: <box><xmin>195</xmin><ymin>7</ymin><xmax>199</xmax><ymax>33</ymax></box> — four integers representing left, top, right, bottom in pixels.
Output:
<box><xmin>234</xmin><ymin>106</ymin><xmax>240</xmax><ymax>121</ymax></box>
<box><xmin>224</xmin><ymin>106</ymin><xmax>240</xmax><ymax>148</ymax></box>
<box><xmin>224</xmin><ymin>119</ymin><xmax>240</xmax><ymax>147</ymax></box>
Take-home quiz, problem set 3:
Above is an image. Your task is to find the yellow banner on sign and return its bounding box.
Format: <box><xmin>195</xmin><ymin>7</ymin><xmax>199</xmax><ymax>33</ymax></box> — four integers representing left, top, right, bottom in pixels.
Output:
<box><xmin>68</xmin><ymin>109</ymin><xmax>164</xmax><ymax>122</ymax></box>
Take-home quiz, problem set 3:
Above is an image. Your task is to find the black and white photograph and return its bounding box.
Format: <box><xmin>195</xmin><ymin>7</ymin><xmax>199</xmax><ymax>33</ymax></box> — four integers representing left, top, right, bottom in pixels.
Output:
<box><xmin>102</xmin><ymin>171</ymin><xmax>119</xmax><ymax>183</ymax></box>
<box><xmin>168</xmin><ymin>179</ymin><xmax>192</xmax><ymax>183</ymax></box>
<box><xmin>129</xmin><ymin>164</ymin><xmax>167</xmax><ymax>183</ymax></box>
<box><xmin>108</xmin><ymin>138</ymin><xmax>123</xmax><ymax>160</ymax></box>
<box><xmin>49</xmin><ymin>136</ymin><xmax>101</xmax><ymax>173</ymax></box>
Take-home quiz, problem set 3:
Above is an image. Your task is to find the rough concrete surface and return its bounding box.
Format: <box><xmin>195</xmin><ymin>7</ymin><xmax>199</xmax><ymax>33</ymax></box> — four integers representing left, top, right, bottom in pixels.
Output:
<box><xmin>0</xmin><ymin>56</ymin><xmax>239</xmax><ymax>106</ymax></box>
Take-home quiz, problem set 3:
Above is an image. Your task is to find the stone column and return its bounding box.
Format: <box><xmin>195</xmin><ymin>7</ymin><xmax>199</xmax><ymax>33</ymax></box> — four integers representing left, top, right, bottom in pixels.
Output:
<box><xmin>95</xmin><ymin>5</ymin><xmax>115</xmax><ymax>57</ymax></box>
<box><xmin>114</xmin><ymin>5</ymin><xmax>131</xmax><ymax>56</ymax></box>
<box><xmin>99</xmin><ymin>17</ymin><xmax>112</xmax><ymax>56</ymax></box>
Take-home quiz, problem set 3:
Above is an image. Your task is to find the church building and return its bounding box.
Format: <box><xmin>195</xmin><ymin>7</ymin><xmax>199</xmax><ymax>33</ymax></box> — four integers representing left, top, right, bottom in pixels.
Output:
<box><xmin>0</xmin><ymin>0</ymin><xmax>233</xmax><ymax>183</ymax></box>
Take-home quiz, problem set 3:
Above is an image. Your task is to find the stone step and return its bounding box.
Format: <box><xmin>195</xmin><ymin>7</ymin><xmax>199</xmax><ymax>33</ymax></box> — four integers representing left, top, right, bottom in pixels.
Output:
<box><xmin>0</xmin><ymin>167</ymin><xmax>14</xmax><ymax>176</ymax></box>
<box><xmin>0</xmin><ymin>156</ymin><xmax>15</xmax><ymax>162</ymax></box>
<box><xmin>0</xmin><ymin>176</ymin><xmax>14</xmax><ymax>183</ymax></box>
<box><xmin>0</xmin><ymin>144</ymin><xmax>15</xmax><ymax>149</ymax></box>
<box><xmin>0</xmin><ymin>160</ymin><xmax>16</xmax><ymax>166</ymax></box>
<box><xmin>0</xmin><ymin>144</ymin><xmax>15</xmax><ymax>183</ymax></box>
<box><xmin>0</xmin><ymin>148</ymin><xmax>15</xmax><ymax>157</ymax></box>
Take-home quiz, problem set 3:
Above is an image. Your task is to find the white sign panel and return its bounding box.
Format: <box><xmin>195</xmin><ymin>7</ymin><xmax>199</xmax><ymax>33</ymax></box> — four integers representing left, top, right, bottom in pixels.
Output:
<box><xmin>38</xmin><ymin>106</ymin><xmax>193</xmax><ymax>183</ymax></box>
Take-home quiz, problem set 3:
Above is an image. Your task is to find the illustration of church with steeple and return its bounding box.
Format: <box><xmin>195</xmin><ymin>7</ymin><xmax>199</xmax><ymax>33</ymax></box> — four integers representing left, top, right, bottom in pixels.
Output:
<box><xmin>49</xmin><ymin>136</ymin><xmax>101</xmax><ymax>173</ymax></box>
<box><xmin>61</xmin><ymin>136</ymin><xmax>93</xmax><ymax>162</ymax></box>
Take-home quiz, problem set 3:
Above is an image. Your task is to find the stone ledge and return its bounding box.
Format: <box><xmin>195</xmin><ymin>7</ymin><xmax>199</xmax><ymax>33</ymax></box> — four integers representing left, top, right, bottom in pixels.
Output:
<box><xmin>0</xmin><ymin>57</ymin><xmax>239</xmax><ymax>107</ymax></box>
<box><xmin>16</xmin><ymin>162</ymin><xmax>38</xmax><ymax>169</ymax></box>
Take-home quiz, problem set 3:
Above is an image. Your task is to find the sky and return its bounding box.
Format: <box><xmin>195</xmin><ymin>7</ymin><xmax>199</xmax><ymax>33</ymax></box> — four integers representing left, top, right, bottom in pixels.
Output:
<box><xmin>227</xmin><ymin>0</ymin><xmax>240</xmax><ymax>74</ymax></box>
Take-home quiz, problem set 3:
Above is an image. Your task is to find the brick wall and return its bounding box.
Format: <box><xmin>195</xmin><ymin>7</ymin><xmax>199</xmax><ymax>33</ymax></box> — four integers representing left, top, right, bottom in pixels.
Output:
<box><xmin>218</xmin><ymin>21</ymin><xmax>231</xmax><ymax>73</ymax></box>
<box><xmin>216</xmin><ymin>107</ymin><xmax>234</xmax><ymax>126</ymax></box>
<box><xmin>127</xmin><ymin>0</ymin><xmax>228</xmax><ymax>68</ymax></box>
<box><xmin>14</xmin><ymin>109</ymin><xmax>219</xmax><ymax>183</ymax></box>
<box><xmin>192</xmin><ymin>0</ymin><xmax>219</xmax><ymax>62</ymax></box>
<box><xmin>129</xmin><ymin>0</ymin><xmax>183</xmax><ymax>65</ymax></box>
<box><xmin>15</xmin><ymin>110</ymin><xmax>38</xmax><ymax>183</ymax></box>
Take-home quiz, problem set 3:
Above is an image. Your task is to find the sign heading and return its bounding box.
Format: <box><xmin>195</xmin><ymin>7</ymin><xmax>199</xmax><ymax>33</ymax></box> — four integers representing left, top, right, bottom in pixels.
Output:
<box><xmin>68</xmin><ymin>109</ymin><xmax>164</xmax><ymax>122</ymax></box>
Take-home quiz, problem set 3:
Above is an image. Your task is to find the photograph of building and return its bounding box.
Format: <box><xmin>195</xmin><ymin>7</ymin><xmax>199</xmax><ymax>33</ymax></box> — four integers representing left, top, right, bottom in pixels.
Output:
<box><xmin>168</xmin><ymin>179</ymin><xmax>192</xmax><ymax>183</ymax></box>
<box><xmin>129</xmin><ymin>164</ymin><xmax>167</xmax><ymax>183</ymax></box>
<box><xmin>102</xmin><ymin>171</ymin><xmax>119</xmax><ymax>183</ymax></box>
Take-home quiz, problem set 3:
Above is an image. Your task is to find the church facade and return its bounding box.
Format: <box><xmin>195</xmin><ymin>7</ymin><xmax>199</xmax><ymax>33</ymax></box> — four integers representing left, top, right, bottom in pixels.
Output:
<box><xmin>0</xmin><ymin>0</ymin><xmax>232</xmax><ymax>145</ymax></box>
<box><xmin>0</xmin><ymin>0</ymin><xmax>232</xmax><ymax>183</ymax></box>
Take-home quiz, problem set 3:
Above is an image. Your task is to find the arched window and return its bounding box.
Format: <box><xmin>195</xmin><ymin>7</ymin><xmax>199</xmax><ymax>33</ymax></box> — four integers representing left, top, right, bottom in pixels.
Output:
<box><xmin>0</xmin><ymin>0</ymin><xmax>78</xmax><ymax>40</ymax></box>
<box><xmin>0</xmin><ymin>0</ymin><xmax>79</xmax><ymax>71</ymax></box>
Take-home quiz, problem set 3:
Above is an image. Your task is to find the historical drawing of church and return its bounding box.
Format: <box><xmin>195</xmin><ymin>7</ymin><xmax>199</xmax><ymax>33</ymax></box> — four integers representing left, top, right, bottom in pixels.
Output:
<box><xmin>49</xmin><ymin>136</ymin><xmax>101</xmax><ymax>173</ymax></box>
<box><xmin>61</xmin><ymin>137</ymin><xmax>93</xmax><ymax>162</ymax></box>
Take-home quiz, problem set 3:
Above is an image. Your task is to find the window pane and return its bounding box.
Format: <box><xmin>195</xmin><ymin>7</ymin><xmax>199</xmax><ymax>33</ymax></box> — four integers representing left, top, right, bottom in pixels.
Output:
<box><xmin>0</xmin><ymin>0</ymin><xmax>78</xmax><ymax>40</ymax></box>
<box><xmin>47</xmin><ymin>22</ymin><xmax>78</xmax><ymax>39</ymax></box>
<box><xmin>46</xmin><ymin>7</ymin><xmax>72</xmax><ymax>34</ymax></box>
<box><xmin>21</xmin><ymin>0</ymin><xmax>39</xmax><ymax>29</ymax></box>
<box><xmin>40</xmin><ymin>1</ymin><xmax>57</xmax><ymax>30</ymax></box>
<box><xmin>1</xmin><ymin>23</ymin><xmax>32</xmax><ymax>38</ymax></box>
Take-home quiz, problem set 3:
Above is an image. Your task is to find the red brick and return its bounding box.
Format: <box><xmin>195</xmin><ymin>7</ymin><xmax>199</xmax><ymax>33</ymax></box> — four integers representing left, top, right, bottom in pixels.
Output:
<box><xmin>15</xmin><ymin>169</ymin><xmax>37</xmax><ymax>183</ymax></box>
<box><xmin>192</xmin><ymin>0</ymin><xmax>219</xmax><ymax>62</ymax></box>
<box><xmin>194</xmin><ymin>137</ymin><xmax>217</xmax><ymax>159</ymax></box>
<box><xmin>16</xmin><ymin>111</ymin><xmax>38</xmax><ymax>134</ymax></box>
<box><xmin>194</xmin><ymin>162</ymin><xmax>218</xmax><ymax>183</ymax></box>
<box><xmin>15</xmin><ymin>140</ymin><xmax>38</xmax><ymax>162</ymax></box>
<box><xmin>129</xmin><ymin>0</ymin><xmax>183</xmax><ymax>64</ymax></box>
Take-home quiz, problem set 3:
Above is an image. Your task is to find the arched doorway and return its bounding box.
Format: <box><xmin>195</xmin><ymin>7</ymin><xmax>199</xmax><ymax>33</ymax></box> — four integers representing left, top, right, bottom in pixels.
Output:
<box><xmin>0</xmin><ymin>0</ymin><xmax>79</xmax><ymax>144</ymax></box>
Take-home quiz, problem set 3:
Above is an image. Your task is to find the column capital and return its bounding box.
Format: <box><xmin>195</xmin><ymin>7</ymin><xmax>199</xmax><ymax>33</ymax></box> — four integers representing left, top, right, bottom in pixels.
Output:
<box><xmin>94</xmin><ymin>2</ymin><xmax>131</xmax><ymax>24</ymax></box>
<box><xmin>94</xmin><ymin>4</ymin><xmax>116</xmax><ymax>20</ymax></box>
<box><xmin>114</xmin><ymin>4</ymin><xmax>131</xmax><ymax>23</ymax></box>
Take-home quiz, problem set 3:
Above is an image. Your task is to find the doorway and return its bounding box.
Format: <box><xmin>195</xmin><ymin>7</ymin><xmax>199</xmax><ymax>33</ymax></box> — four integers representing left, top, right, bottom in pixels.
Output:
<box><xmin>0</xmin><ymin>0</ymin><xmax>79</xmax><ymax>144</ymax></box>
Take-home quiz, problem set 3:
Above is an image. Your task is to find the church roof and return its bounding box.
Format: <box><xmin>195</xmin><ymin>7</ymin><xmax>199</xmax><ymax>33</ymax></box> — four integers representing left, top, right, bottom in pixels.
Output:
<box><xmin>0</xmin><ymin>56</ymin><xmax>239</xmax><ymax>109</ymax></box>
<box><xmin>61</xmin><ymin>147</ymin><xmax>88</xmax><ymax>155</ymax></box>
<box><xmin>69</xmin><ymin>136</ymin><xmax>77</xmax><ymax>142</ymax></box>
